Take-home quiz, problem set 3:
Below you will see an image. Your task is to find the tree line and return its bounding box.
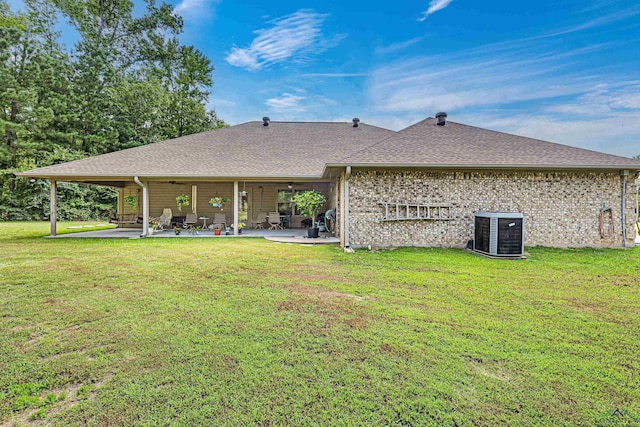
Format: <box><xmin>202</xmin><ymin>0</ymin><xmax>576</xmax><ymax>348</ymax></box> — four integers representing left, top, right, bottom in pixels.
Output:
<box><xmin>0</xmin><ymin>0</ymin><xmax>225</xmax><ymax>221</ymax></box>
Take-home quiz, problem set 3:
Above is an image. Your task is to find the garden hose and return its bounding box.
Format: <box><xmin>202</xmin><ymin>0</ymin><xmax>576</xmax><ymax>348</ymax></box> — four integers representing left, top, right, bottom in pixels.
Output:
<box><xmin>599</xmin><ymin>204</ymin><xmax>614</xmax><ymax>238</ymax></box>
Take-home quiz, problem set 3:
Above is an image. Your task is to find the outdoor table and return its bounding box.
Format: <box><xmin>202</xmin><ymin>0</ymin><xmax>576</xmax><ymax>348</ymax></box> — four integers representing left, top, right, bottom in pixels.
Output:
<box><xmin>199</xmin><ymin>216</ymin><xmax>209</xmax><ymax>229</ymax></box>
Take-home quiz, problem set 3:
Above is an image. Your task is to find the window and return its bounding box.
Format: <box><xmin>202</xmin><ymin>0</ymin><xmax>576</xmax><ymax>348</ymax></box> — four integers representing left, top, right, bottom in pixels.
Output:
<box><xmin>277</xmin><ymin>190</ymin><xmax>292</xmax><ymax>215</ymax></box>
<box><xmin>277</xmin><ymin>189</ymin><xmax>309</xmax><ymax>215</ymax></box>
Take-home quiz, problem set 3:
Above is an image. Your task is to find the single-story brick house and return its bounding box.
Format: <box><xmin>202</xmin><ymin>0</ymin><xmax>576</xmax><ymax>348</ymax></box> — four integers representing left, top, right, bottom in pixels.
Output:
<box><xmin>19</xmin><ymin>114</ymin><xmax>640</xmax><ymax>248</ymax></box>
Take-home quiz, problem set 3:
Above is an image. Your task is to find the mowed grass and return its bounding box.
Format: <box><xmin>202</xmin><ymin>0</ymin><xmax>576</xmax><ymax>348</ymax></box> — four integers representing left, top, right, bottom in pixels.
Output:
<box><xmin>0</xmin><ymin>222</ymin><xmax>639</xmax><ymax>426</ymax></box>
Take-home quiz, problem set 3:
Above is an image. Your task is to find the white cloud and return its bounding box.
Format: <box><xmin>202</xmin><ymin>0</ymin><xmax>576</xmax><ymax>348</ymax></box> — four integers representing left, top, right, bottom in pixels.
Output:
<box><xmin>368</xmin><ymin>43</ymin><xmax>612</xmax><ymax>114</ymax></box>
<box><xmin>265</xmin><ymin>93</ymin><xmax>307</xmax><ymax>111</ymax></box>
<box><xmin>225</xmin><ymin>9</ymin><xmax>337</xmax><ymax>71</ymax></box>
<box><xmin>445</xmin><ymin>82</ymin><xmax>640</xmax><ymax>157</ymax></box>
<box><xmin>307</xmin><ymin>94</ymin><xmax>335</xmax><ymax>106</ymax></box>
<box><xmin>470</xmin><ymin>112</ymin><xmax>640</xmax><ymax>157</ymax></box>
<box><xmin>173</xmin><ymin>0</ymin><xmax>219</xmax><ymax>22</ymax></box>
<box><xmin>543</xmin><ymin>83</ymin><xmax>640</xmax><ymax>116</ymax></box>
<box><xmin>520</xmin><ymin>6</ymin><xmax>640</xmax><ymax>41</ymax></box>
<box><xmin>206</xmin><ymin>98</ymin><xmax>236</xmax><ymax>109</ymax></box>
<box><xmin>418</xmin><ymin>0</ymin><xmax>454</xmax><ymax>21</ymax></box>
<box><xmin>375</xmin><ymin>36</ymin><xmax>427</xmax><ymax>55</ymax></box>
<box><xmin>261</xmin><ymin>92</ymin><xmax>342</xmax><ymax>116</ymax></box>
<box><xmin>225</xmin><ymin>48</ymin><xmax>260</xmax><ymax>71</ymax></box>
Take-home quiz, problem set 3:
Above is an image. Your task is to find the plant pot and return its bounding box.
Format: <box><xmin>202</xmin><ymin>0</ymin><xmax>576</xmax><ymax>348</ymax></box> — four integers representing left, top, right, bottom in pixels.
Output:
<box><xmin>307</xmin><ymin>227</ymin><xmax>319</xmax><ymax>238</ymax></box>
<box><xmin>214</xmin><ymin>229</ymin><xmax>221</xmax><ymax>236</ymax></box>
<box><xmin>175</xmin><ymin>230</ymin><xmax>181</xmax><ymax>235</ymax></box>
<box><xmin>212</xmin><ymin>203</ymin><xmax>220</xmax><ymax>208</ymax></box>
<box><xmin>238</xmin><ymin>229</ymin><xmax>242</xmax><ymax>234</ymax></box>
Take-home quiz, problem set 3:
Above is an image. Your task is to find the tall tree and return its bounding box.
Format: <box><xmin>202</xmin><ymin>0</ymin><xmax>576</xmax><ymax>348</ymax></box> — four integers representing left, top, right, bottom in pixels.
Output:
<box><xmin>1</xmin><ymin>0</ymin><xmax>226</xmax><ymax>221</ymax></box>
<box><xmin>0</xmin><ymin>1</ymin><xmax>71</xmax><ymax>172</ymax></box>
<box><xmin>108</xmin><ymin>76</ymin><xmax>171</xmax><ymax>148</ymax></box>
<box><xmin>52</xmin><ymin>0</ymin><xmax>184</xmax><ymax>154</ymax></box>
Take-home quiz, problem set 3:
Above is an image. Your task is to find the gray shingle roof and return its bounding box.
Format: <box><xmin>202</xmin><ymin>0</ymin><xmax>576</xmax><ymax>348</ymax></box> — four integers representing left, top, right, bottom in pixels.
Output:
<box><xmin>21</xmin><ymin>121</ymin><xmax>395</xmax><ymax>179</ymax></box>
<box><xmin>20</xmin><ymin>117</ymin><xmax>640</xmax><ymax>180</ymax></box>
<box><xmin>337</xmin><ymin>118</ymin><xmax>640</xmax><ymax>169</ymax></box>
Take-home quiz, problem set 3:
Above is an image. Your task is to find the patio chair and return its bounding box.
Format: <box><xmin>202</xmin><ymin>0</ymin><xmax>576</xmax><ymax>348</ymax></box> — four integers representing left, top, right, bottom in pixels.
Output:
<box><xmin>157</xmin><ymin>208</ymin><xmax>172</xmax><ymax>230</ymax></box>
<box><xmin>268</xmin><ymin>212</ymin><xmax>282</xmax><ymax>230</ymax></box>
<box><xmin>183</xmin><ymin>213</ymin><xmax>197</xmax><ymax>229</ymax></box>
<box><xmin>212</xmin><ymin>213</ymin><xmax>227</xmax><ymax>230</ymax></box>
<box><xmin>252</xmin><ymin>213</ymin><xmax>267</xmax><ymax>229</ymax></box>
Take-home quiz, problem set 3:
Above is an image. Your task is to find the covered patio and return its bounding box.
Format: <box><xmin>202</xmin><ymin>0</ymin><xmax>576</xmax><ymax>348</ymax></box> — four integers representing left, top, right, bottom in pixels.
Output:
<box><xmin>45</xmin><ymin>178</ymin><xmax>337</xmax><ymax>239</ymax></box>
<box><xmin>17</xmin><ymin>119</ymin><xmax>388</xmax><ymax>248</ymax></box>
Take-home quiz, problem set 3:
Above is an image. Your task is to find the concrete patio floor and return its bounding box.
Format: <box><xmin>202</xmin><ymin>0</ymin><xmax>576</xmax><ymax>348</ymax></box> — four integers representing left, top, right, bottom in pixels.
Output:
<box><xmin>51</xmin><ymin>227</ymin><xmax>339</xmax><ymax>244</ymax></box>
<box><xmin>51</xmin><ymin>228</ymin><xmax>141</xmax><ymax>238</ymax></box>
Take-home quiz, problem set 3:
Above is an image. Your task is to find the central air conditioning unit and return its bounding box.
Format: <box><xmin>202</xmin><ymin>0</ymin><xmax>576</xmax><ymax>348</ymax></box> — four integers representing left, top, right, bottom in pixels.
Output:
<box><xmin>474</xmin><ymin>212</ymin><xmax>524</xmax><ymax>257</ymax></box>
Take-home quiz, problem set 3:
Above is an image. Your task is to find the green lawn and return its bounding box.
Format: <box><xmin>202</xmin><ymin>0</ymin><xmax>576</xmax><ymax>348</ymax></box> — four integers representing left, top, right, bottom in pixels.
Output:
<box><xmin>1</xmin><ymin>222</ymin><xmax>639</xmax><ymax>426</ymax></box>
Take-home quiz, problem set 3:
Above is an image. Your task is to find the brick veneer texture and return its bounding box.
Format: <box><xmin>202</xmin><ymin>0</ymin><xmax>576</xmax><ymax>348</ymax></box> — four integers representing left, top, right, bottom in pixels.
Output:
<box><xmin>348</xmin><ymin>170</ymin><xmax>637</xmax><ymax>248</ymax></box>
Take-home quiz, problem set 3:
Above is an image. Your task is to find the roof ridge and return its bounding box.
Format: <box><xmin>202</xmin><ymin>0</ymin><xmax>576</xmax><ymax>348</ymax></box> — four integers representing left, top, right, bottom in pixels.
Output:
<box><xmin>335</xmin><ymin>117</ymin><xmax>640</xmax><ymax>168</ymax></box>
<box><xmin>333</xmin><ymin>118</ymin><xmax>429</xmax><ymax>164</ymax></box>
<box><xmin>397</xmin><ymin>117</ymin><xmax>435</xmax><ymax>132</ymax></box>
<box><xmin>241</xmin><ymin>120</ymin><xmax>351</xmax><ymax>124</ymax></box>
<box><xmin>237</xmin><ymin>120</ymin><xmax>395</xmax><ymax>130</ymax></box>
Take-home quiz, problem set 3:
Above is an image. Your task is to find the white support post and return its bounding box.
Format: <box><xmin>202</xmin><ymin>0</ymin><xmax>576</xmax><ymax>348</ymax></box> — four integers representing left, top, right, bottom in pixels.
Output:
<box><xmin>133</xmin><ymin>176</ymin><xmax>149</xmax><ymax>237</ymax></box>
<box><xmin>233</xmin><ymin>181</ymin><xmax>239</xmax><ymax>236</ymax></box>
<box><xmin>142</xmin><ymin>182</ymin><xmax>149</xmax><ymax>236</ymax></box>
<box><xmin>344</xmin><ymin>166</ymin><xmax>351</xmax><ymax>248</ymax></box>
<box><xmin>50</xmin><ymin>180</ymin><xmax>57</xmax><ymax>236</ymax></box>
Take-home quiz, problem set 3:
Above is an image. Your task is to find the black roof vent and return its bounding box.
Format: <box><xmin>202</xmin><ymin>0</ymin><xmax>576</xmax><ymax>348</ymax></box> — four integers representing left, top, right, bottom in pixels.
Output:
<box><xmin>262</xmin><ymin>117</ymin><xmax>270</xmax><ymax>126</ymax></box>
<box><xmin>352</xmin><ymin>118</ymin><xmax>360</xmax><ymax>127</ymax></box>
<box><xmin>436</xmin><ymin>112</ymin><xmax>447</xmax><ymax>126</ymax></box>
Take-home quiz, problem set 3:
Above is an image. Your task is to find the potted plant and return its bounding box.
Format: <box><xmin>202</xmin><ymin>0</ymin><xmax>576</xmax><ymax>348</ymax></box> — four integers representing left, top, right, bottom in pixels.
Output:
<box><xmin>176</xmin><ymin>194</ymin><xmax>190</xmax><ymax>212</ymax></box>
<box><xmin>174</xmin><ymin>227</ymin><xmax>182</xmax><ymax>235</ymax></box>
<box><xmin>231</xmin><ymin>222</ymin><xmax>245</xmax><ymax>234</ymax></box>
<box><xmin>124</xmin><ymin>195</ymin><xmax>137</xmax><ymax>211</ymax></box>
<box><xmin>214</xmin><ymin>224</ymin><xmax>222</xmax><ymax>236</ymax></box>
<box><xmin>209</xmin><ymin>196</ymin><xmax>229</xmax><ymax>209</ymax></box>
<box><xmin>292</xmin><ymin>190</ymin><xmax>327</xmax><ymax>238</ymax></box>
<box><xmin>148</xmin><ymin>218</ymin><xmax>160</xmax><ymax>235</ymax></box>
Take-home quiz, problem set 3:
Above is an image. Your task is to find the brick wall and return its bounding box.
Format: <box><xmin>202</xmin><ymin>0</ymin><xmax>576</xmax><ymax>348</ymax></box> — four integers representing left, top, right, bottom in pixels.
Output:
<box><xmin>348</xmin><ymin>170</ymin><xmax>637</xmax><ymax>248</ymax></box>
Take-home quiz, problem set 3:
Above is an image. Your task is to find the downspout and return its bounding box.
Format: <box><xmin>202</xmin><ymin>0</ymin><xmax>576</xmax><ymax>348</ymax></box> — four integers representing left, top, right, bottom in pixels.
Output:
<box><xmin>636</xmin><ymin>173</ymin><xmax>639</xmax><ymax>227</ymax></box>
<box><xmin>50</xmin><ymin>180</ymin><xmax>57</xmax><ymax>237</ymax></box>
<box><xmin>233</xmin><ymin>180</ymin><xmax>239</xmax><ymax>236</ymax></box>
<box><xmin>134</xmin><ymin>176</ymin><xmax>149</xmax><ymax>237</ymax></box>
<box><xmin>621</xmin><ymin>170</ymin><xmax>629</xmax><ymax>248</ymax></box>
<box><xmin>636</xmin><ymin>174</ymin><xmax>640</xmax><ymax>247</ymax></box>
<box><xmin>344</xmin><ymin>166</ymin><xmax>352</xmax><ymax>249</ymax></box>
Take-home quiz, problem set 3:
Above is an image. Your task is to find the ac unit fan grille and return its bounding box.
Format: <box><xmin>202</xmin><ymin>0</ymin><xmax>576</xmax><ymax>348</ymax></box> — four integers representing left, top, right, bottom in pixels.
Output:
<box><xmin>497</xmin><ymin>218</ymin><xmax>523</xmax><ymax>255</ymax></box>
<box><xmin>475</xmin><ymin>216</ymin><xmax>491</xmax><ymax>253</ymax></box>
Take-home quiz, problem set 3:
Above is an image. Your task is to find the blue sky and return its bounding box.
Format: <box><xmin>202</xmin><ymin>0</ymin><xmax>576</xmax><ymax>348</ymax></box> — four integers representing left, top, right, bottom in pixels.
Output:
<box><xmin>8</xmin><ymin>0</ymin><xmax>640</xmax><ymax>156</ymax></box>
